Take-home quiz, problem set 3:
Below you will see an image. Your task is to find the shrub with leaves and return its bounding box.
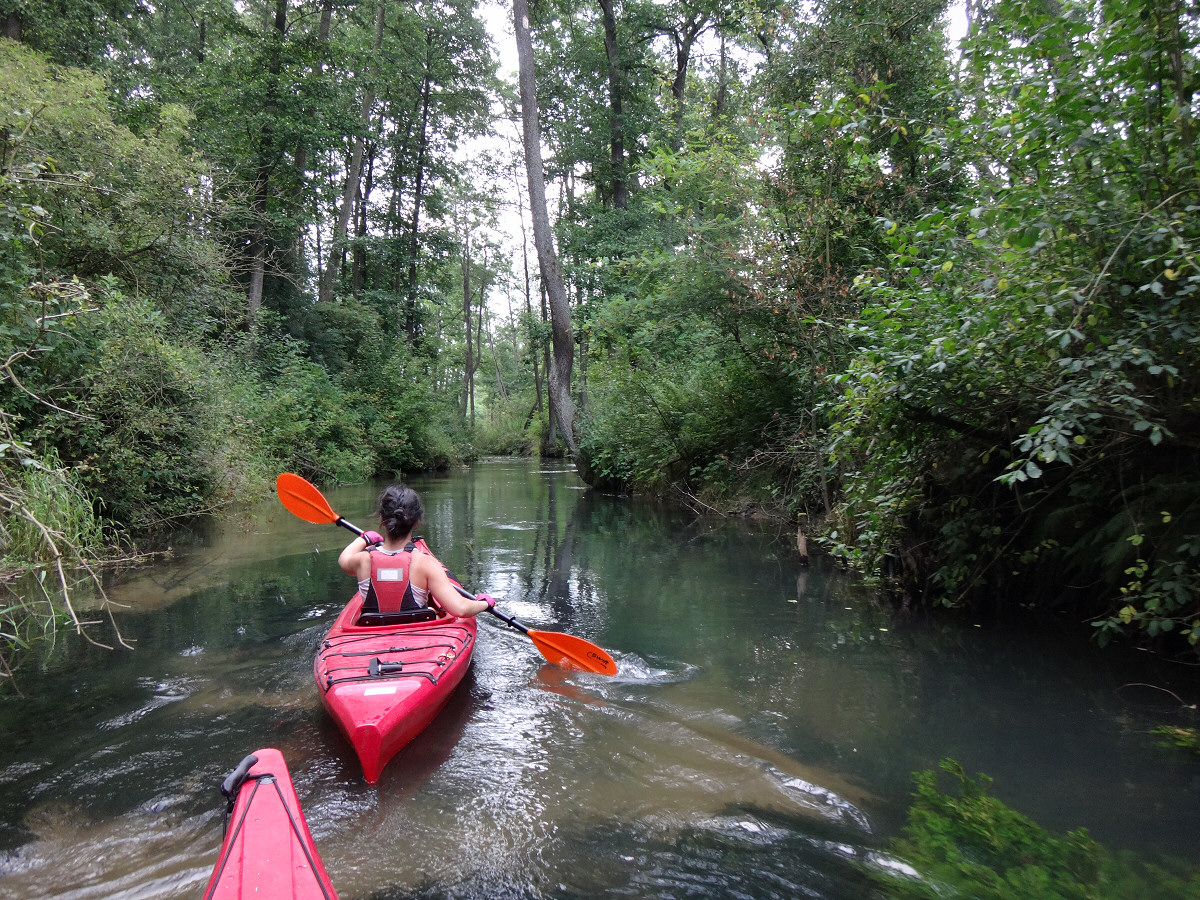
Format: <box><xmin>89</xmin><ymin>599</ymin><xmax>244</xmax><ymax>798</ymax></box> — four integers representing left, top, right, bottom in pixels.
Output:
<box><xmin>876</xmin><ymin>760</ymin><xmax>1200</xmax><ymax>899</ymax></box>
<box><xmin>827</xmin><ymin>0</ymin><xmax>1200</xmax><ymax>644</ymax></box>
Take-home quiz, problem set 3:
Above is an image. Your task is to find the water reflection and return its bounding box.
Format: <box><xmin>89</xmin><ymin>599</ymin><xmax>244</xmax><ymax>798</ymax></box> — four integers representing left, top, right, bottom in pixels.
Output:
<box><xmin>0</xmin><ymin>458</ymin><xmax>1197</xmax><ymax>899</ymax></box>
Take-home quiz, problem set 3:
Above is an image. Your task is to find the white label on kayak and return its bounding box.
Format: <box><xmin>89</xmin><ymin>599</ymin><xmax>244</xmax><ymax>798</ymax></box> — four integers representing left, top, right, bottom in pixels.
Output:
<box><xmin>377</xmin><ymin>568</ymin><xmax>404</xmax><ymax>582</ymax></box>
<box><xmin>364</xmin><ymin>686</ymin><xmax>398</xmax><ymax>695</ymax></box>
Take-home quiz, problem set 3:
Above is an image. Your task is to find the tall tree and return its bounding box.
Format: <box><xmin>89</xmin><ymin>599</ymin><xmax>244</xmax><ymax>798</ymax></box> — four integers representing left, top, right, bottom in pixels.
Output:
<box><xmin>459</xmin><ymin>215</ymin><xmax>479</xmax><ymax>422</ymax></box>
<box><xmin>319</xmin><ymin>0</ymin><xmax>386</xmax><ymax>304</ymax></box>
<box><xmin>597</xmin><ymin>0</ymin><xmax>628</xmax><ymax>207</ymax></box>
<box><xmin>245</xmin><ymin>0</ymin><xmax>289</xmax><ymax>320</ymax></box>
<box><xmin>645</xmin><ymin>0</ymin><xmax>715</xmax><ymax>144</ymax></box>
<box><xmin>403</xmin><ymin>38</ymin><xmax>435</xmax><ymax>338</ymax></box>
<box><xmin>513</xmin><ymin>0</ymin><xmax>577</xmax><ymax>454</ymax></box>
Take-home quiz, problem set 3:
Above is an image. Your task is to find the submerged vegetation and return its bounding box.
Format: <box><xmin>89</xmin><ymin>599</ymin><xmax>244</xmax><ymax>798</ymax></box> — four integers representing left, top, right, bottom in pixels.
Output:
<box><xmin>876</xmin><ymin>760</ymin><xmax>1200</xmax><ymax>899</ymax></box>
<box><xmin>1153</xmin><ymin>725</ymin><xmax>1200</xmax><ymax>755</ymax></box>
<box><xmin>0</xmin><ymin>0</ymin><xmax>1198</xmax><ymax>663</ymax></box>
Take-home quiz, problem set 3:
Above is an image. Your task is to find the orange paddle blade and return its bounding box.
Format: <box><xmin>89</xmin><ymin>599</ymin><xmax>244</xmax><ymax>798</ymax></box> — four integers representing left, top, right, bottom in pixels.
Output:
<box><xmin>528</xmin><ymin>629</ymin><xmax>618</xmax><ymax>675</ymax></box>
<box><xmin>276</xmin><ymin>473</ymin><xmax>339</xmax><ymax>525</ymax></box>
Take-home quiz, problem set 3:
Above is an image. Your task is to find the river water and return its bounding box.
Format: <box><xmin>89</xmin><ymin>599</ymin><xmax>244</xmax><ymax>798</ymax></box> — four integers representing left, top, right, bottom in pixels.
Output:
<box><xmin>1</xmin><ymin>457</ymin><xmax>1199</xmax><ymax>898</ymax></box>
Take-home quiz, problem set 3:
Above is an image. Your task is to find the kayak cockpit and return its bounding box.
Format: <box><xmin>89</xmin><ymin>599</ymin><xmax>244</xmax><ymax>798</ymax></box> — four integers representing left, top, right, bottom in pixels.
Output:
<box><xmin>342</xmin><ymin>590</ymin><xmax>448</xmax><ymax>629</ymax></box>
<box><xmin>355</xmin><ymin>607</ymin><xmax>439</xmax><ymax>627</ymax></box>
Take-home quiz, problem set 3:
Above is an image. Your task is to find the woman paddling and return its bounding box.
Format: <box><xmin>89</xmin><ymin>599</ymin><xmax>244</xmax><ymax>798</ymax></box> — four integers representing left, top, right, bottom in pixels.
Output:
<box><xmin>338</xmin><ymin>483</ymin><xmax>494</xmax><ymax>619</ymax></box>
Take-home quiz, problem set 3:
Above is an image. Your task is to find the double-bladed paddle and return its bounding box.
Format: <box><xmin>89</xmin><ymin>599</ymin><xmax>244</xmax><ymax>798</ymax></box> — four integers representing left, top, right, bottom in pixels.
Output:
<box><xmin>276</xmin><ymin>472</ymin><xmax>618</xmax><ymax>676</ymax></box>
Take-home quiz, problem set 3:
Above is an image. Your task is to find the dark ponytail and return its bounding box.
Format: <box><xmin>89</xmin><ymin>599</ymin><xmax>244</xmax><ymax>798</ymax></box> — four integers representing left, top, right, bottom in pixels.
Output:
<box><xmin>376</xmin><ymin>484</ymin><xmax>424</xmax><ymax>541</ymax></box>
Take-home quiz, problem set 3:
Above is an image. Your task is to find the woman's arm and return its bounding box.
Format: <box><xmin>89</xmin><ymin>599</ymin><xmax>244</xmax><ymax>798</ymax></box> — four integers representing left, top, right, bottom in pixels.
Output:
<box><xmin>337</xmin><ymin>535</ymin><xmax>371</xmax><ymax>579</ymax></box>
<box><xmin>420</xmin><ymin>557</ymin><xmax>492</xmax><ymax>617</ymax></box>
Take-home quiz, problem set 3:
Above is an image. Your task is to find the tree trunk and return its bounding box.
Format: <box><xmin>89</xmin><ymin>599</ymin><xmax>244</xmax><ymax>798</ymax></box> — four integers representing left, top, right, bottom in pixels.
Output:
<box><xmin>1160</xmin><ymin>0</ymin><xmax>1195</xmax><ymax>170</ymax></box>
<box><xmin>389</xmin><ymin>108</ymin><xmax>416</xmax><ymax>305</ymax></box>
<box><xmin>541</xmin><ymin>278</ymin><xmax>558</xmax><ymax>450</ymax></box>
<box><xmin>319</xmin><ymin>0</ymin><xmax>333</xmax><ymax>41</ymax></box>
<box><xmin>714</xmin><ymin>33</ymin><xmax>727</xmax><ymax>118</ymax></box>
<box><xmin>460</xmin><ymin>225</ymin><xmax>474</xmax><ymax>420</ymax></box>
<box><xmin>525</xmin><ymin>221</ymin><xmax>544</xmax><ymax>417</ymax></box>
<box><xmin>489</xmin><ymin>327</ymin><xmax>509</xmax><ymax>400</ymax></box>
<box><xmin>352</xmin><ymin>143</ymin><xmax>376</xmax><ymax>295</ymax></box>
<box><xmin>319</xmin><ymin>0</ymin><xmax>385</xmax><ymax>304</ymax></box>
<box><xmin>404</xmin><ymin>42</ymin><xmax>434</xmax><ymax>341</ymax></box>
<box><xmin>513</xmin><ymin>0</ymin><xmax>576</xmax><ymax>454</ymax></box>
<box><xmin>246</xmin><ymin>0</ymin><xmax>288</xmax><ymax>323</ymax></box>
<box><xmin>514</xmin><ymin>165</ymin><xmax>544</xmax><ymax>418</ymax></box>
<box><xmin>289</xmin><ymin>0</ymin><xmax>332</xmax><ymax>275</ymax></box>
<box><xmin>576</xmin><ymin>282</ymin><xmax>588</xmax><ymax>413</ymax></box>
<box><xmin>597</xmin><ymin>0</ymin><xmax>627</xmax><ymax>208</ymax></box>
<box><xmin>473</xmin><ymin>259</ymin><xmax>485</xmax><ymax>425</ymax></box>
<box><xmin>668</xmin><ymin>11</ymin><xmax>708</xmax><ymax>146</ymax></box>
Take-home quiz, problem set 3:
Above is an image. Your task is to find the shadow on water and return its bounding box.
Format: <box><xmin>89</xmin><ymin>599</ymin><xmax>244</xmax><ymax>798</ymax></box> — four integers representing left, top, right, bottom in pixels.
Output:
<box><xmin>0</xmin><ymin>458</ymin><xmax>1198</xmax><ymax>899</ymax></box>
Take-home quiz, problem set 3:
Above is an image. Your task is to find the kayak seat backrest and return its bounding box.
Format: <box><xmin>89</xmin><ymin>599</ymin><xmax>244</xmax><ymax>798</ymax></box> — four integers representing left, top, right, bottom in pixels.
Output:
<box><xmin>357</xmin><ymin>608</ymin><xmax>439</xmax><ymax>627</ymax></box>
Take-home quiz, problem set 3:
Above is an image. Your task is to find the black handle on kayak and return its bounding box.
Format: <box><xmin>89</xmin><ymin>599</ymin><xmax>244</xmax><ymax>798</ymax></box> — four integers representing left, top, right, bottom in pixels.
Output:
<box><xmin>369</xmin><ymin>657</ymin><xmax>404</xmax><ymax>676</ymax></box>
<box><xmin>221</xmin><ymin>753</ymin><xmax>259</xmax><ymax>799</ymax></box>
<box><xmin>219</xmin><ymin>753</ymin><xmax>260</xmax><ymax>832</ymax></box>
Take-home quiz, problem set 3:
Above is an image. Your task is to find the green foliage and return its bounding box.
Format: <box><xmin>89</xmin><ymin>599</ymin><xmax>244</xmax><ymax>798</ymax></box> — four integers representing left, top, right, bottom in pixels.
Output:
<box><xmin>580</xmin><ymin>334</ymin><xmax>801</xmax><ymax>501</ymax></box>
<box><xmin>534</xmin><ymin>0</ymin><xmax>659</xmax><ymax>203</ymax></box>
<box><xmin>34</xmin><ymin>296</ymin><xmax>231</xmax><ymax>530</ymax></box>
<box><xmin>0</xmin><ymin>449</ymin><xmax>108</xmax><ymax>567</ymax></box>
<box><xmin>4</xmin><ymin>0</ymin><xmax>1197</xmax><ymax>674</ymax></box>
<box><xmin>571</xmin><ymin>0</ymin><xmax>957</xmax><ymax>516</ymax></box>
<box><xmin>0</xmin><ymin>8</ymin><xmax>494</xmax><ymax>668</ymax></box>
<box><xmin>0</xmin><ymin>446</ymin><xmax>117</xmax><ymax>671</ymax></box>
<box><xmin>574</xmin><ymin>122</ymin><xmax>794</xmax><ymax>499</ymax></box>
<box><xmin>254</xmin><ymin>352</ymin><xmax>373</xmax><ymax>486</ymax></box>
<box><xmin>473</xmin><ymin>405</ymin><xmax>537</xmax><ymax>457</ymax></box>
<box><xmin>580</xmin><ymin>362</ymin><xmax>698</xmax><ymax>491</ymax></box>
<box><xmin>765</xmin><ymin>0</ymin><xmax>957</xmax><ymax>282</ymax></box>
<box><xmin>0</xmin><ymin>41</ymin><xmax>454</xmax><ymax>533</ymax></box>
<box><xmin>0</xmin><ymin>0</ymin><xmax>145</xmax><ymax>66</ymax></box>
<box><xmin>0</xmin><ymin>41</ymin><xmax>230</xmax><ymax>318</ymax></box>
<box><xmin>876</xmin><ymin>760</ymin><xmax>1200</xmax><ymax>899</ymax></box>
<box><xmin>1152</xmin><ymin>726</ymin><xmax>1200</xmax><ymax>756</ymax></box>
<box><xmin>1100</xmin><ymin>531</ymin><xmax>1200</xmax><ymax>647</ymax></box>
<box><xmin>365</xmin><ymin>351</ymin><xmax>468</xmax><ymax>476</ymax></box>
<box><xmin>825</xmin><ymin>0</ymin><xmax>1200</xmax><ymax>640</ymax></box>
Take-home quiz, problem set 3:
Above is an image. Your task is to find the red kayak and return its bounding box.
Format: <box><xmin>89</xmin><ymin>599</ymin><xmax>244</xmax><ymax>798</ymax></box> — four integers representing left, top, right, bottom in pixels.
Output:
<box><xmin>203</xmin><ymin>748</ymin><xmax>338</xmax><ymax>899</ymax></box>
<box><xmin>314</xmin><ymin>543</ymin><xmax>477</xmax><ymax>784</ymax></box>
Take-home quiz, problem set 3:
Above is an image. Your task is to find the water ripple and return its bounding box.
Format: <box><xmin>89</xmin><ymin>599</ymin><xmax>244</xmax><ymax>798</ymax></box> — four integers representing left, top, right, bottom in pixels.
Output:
<box><xmin>601</xmin><ymin>655</ymin><xmax>701</xmax><ymax>685</ymax></box>
<box><xmin>97</xmin><ymin>677</ymin><xmax>199</xmax><ymax>731</ymax></box>
<box><xmin>769</xmin><ymin>768</ymin><xmax>872</xmax><ymax>830</ymax></box>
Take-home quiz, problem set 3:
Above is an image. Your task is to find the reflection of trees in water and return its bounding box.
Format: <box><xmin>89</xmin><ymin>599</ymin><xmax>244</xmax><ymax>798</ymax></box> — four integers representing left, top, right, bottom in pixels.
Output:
<box><xmin>515</xmin><ymin>483</ymin><xmax>795</xmax><ymax>631</ymax></box>
<box><xmin>523</xmin><ymin>482</ymin><xmax>642</xmax><ymax>628</ymax></box>
<box><xmin>489</xmin><ymin>473</ymin><xmax>603</xmax><ymax>628</ymax></box>
<box><xmin>544</xmin><ymin>473</ymin><xmax>575</xmax><ymax>625</ymax></box>
<box><xmin>441</xmin><ymin>462</ymin><xmax>862</xmax><ymax>643</ymax></box>
<box><xmin>526</xmin><ymin>485</ymin><xmax>746</xmax><ymax>629</ymax></box>
<box><xmin>513</xmin><ymin>469</ymin><xmax>574</xmax><ymax>625</ymax></box>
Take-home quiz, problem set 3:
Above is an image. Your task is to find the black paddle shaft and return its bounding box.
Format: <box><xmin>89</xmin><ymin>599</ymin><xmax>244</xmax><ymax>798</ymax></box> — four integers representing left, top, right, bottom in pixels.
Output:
<box><xmin>483</xmin><ymin>604</ymin><xmax>530</xmax><ymax>635</ymax></box>
<box><xmin>335</xmin><ymin>518</ymin><xmax>362</xmax><ymax>537</ymax></box>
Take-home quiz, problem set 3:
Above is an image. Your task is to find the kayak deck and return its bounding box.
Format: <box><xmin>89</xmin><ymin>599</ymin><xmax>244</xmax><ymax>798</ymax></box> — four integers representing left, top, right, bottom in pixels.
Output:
<box><xmin>314</xmin><ymin>597</ymin><xmax>476</xmax><ymax>783</ymax></box>
<box><xmin>203</xmin><ymin>748</ymin><xmax>338</xmax><ymax>900</ymax></box>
